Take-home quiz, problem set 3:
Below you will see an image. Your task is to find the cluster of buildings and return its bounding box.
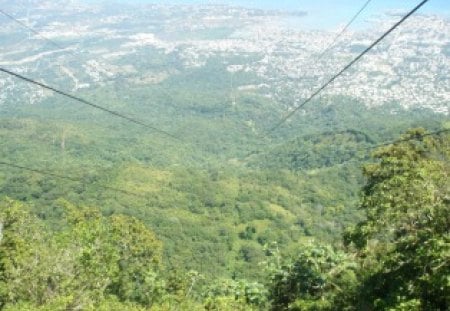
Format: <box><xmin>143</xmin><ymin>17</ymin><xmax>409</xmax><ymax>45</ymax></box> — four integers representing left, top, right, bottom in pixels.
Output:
<box><xmin>0</xmin><ymin>2</ymin><xmax>448</xmax><ymax>113</ymax></box>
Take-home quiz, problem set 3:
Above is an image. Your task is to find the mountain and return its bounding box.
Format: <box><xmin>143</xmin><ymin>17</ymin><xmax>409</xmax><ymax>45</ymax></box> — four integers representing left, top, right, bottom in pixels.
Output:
<box><xmin>0</xmin><ymin>1</ymin><xmax>449</xmax><ymax>310</ymax></box>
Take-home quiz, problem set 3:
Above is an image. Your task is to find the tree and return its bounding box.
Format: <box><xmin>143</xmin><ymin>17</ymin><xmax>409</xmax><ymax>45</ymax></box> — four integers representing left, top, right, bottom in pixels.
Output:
<box><xmin>344</xmin><ymin>129</ymin><xmax>450</xmax><ymax>310</ymax></box>
<box><xmin>266</xmin><ymin>243</ymin><xmax>356</xmax><ymax>311</ymax></box>
<box><xmin>0</xmin><ymin>199</ymin><xmax>53</xmax><ymax>308</ymax></box>
<box><xmin>0</xmin><ymin>199</ymin><xmax>164</xmax><ymax>310</ymax></box>
<box><xmin>106</xmin><ymin>214</ymin><xmax>164</xmax><ymax>306</ymax></box>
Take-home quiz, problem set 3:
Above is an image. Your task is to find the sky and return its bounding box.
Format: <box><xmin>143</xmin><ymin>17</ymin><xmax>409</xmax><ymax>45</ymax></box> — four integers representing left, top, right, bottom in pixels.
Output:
<box><xmin>117</xmin><ymin>0</ymin><xmax>450</xmax><ymax>30</ymax></box>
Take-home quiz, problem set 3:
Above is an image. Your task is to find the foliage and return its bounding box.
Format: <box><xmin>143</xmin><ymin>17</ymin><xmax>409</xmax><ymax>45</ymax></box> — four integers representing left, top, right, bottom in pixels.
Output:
<box><xmin>0</xmin><ymin>128</ymin><xmax>448</xmax><ymax>309</ymax></box>
<box><xmin>265</xmin><ymin>242</ymin><xmax>356</xmax><ymax>310</ymax></box>
<box><xmin>0</xmin><ymin>199</ymin><xmax>164</xmax><ymax>310</ymax></box>
<box><xmin>0</xmin><ymin>47</ymin><xmax>448</xmax><ymax>308</ymax></box>
<box><xmin>203</xmin><ymin>278</ymin><xmax>268</xmax><ymax>309</ymax></box>
<box><xmin>344</xmin><ymin>129</ymin><xmax>450</xmax><ymax>310</ymax></box>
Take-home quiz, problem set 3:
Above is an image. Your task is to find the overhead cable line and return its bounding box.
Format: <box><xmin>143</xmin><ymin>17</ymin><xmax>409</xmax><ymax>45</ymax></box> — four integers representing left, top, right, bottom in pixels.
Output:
<box><xmin>281</xmin><ymin>0</ymin><xmax>373</xmax><ymax>88</ymax></box>
<box><xmin>366</xmin><ymin>128</ymin><xmax>450</xmax><ymax>150</ymax></box>
<box><xmin>0</xmin><ymin>9</ymin><xmax>66</xmax><ymax>50</ymax></box>
<box><xmin>249</xmin><ymin>128</ymin><xmax>450</xmax><ymax>159</ymax></box>
<box><xmin>1</xmin><ymin>10</ymin><xmax>186</xmax><ymax>143</ymax></box>
<box><xmin>328</xmin><ymin>128</ymin><xmax>450</xmax><ymax>167</ymax></box>
<box><xmin>267</xmin><ymin>0</ymin><xmax>429</xmax><ymax>134</ymax></box>
<box><xmin>0</xmin><ymin>67</ymin><xmax>182</xmax><ymax>141</ymax></box>
<box><xmin>0</xmin><ymin>9</ymin><xmax>136</xmax><ymax>85</ymax></box>
<box><xmin>316</xmin><ymin>0</ymin><xmax>373</xmax><ymax>61</ymax></box>
<box><xmin>0</xmin><ymin>160</ymin><xmax>146</xmax><ymax>198</ymax></box>
<box><xmin>0</xmin><ymin>7</ymin><xmax>184</xmax><ymax>86</ymax></box>
<box><xmin>305</xmin><ymin>128</ymin><xmax>450</xmax><ymax>169</ymax></box>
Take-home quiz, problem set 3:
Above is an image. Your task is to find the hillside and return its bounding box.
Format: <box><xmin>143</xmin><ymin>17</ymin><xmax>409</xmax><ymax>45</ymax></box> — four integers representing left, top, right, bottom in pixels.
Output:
<box><xmin>0</xmin><ymin>1</ymin><xmax>449</xmax><ymax>310</ymax></box>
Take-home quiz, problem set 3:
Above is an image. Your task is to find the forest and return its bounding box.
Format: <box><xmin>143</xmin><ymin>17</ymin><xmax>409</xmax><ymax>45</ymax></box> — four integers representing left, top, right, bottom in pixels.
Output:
<box><xmin>0</xmin><ymin>11</ymin><xmax>449</xmax><ymax>309</ymax></box>
<box><xmin>0</xmin><ymin>65</ymin><xmax>448</xmax><ymax>309</ymax></box>
<box><xmin>0</xmin><ymin>127</ymin><xmax>448</xmax><ymax>310</ymax></box>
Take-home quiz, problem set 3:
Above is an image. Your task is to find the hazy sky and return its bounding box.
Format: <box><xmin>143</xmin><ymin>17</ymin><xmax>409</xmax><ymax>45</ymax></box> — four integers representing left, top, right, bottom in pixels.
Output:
<box><xmin>150</xmin><ymin>0</ymin><xmax>447</xmax><ymax>10</ymax></box>
<box><xmin>115</xmin><ymin>0</ymin><xmax>449</xmax><ymax>30</ymax></box>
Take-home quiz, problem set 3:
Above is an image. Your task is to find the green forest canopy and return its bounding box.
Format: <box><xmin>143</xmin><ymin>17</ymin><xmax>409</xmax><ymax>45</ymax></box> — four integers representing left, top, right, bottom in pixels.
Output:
<box><xmin>0</xmin><ymin>128</ymin><xmax>448</xmax><ymax>310</ymax></box>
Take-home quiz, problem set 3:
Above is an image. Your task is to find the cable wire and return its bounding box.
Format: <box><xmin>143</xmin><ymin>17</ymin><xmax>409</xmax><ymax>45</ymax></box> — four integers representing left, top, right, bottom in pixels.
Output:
<box><xmin>267</xmin><ymin>0</ymin><xmax>429</xmax><ymax>134</ymax></box>
<box><xmin>366</xmin><ymin>128</ymin><xmax>450</xmax><ymax>151</ymax></box>
<box><xmin>0</xmin><ymin>160</ymin><xmax>146</xmax><ymax>198</ymax></box>
<box><xmin>316</xmin><ymin>0</ymin><xmax>373</xmax><ymax>61</ymax></box>
<box><xmin>0</xmin><ymin>9</ymin><xmax>66</xmax><ymax>50</ymax></box>
<box><xmin>0</xmin><ymin>9</ymin><xmax>141</xmax><ymax>86</ymax></box>
<box><xmin>0</xmin><ymin>67</ymin><xmax>182</xmax><ymax>141</ymax></box>
<box><xmin>249</xmin><ymin>128</ymin><xmax>450</xmax><ymax>160</ymax></box>
<box><xmin>0</xmin><ymin>10</ymin><xmax>187</xmax><ymax>143</ymax></box>
<box><xmin>278</xmin><ymin>0</ymin><xmax>373</xmax><ymax>92</ymax></box>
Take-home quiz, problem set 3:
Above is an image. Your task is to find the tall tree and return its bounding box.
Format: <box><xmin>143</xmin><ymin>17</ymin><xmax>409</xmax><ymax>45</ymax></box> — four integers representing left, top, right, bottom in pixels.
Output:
<box><xmin>344</xmin><ymin>129</ymin><xmax>450</xmax><ymax>310</ymax></box>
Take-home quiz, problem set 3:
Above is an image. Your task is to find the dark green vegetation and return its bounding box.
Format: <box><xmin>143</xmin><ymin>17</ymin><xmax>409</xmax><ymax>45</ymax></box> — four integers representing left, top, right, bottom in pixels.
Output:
<box><xmin>1</xmin><ymin>128</ymin><xmax>448</xmax><ymax>310</ymax></box>
<box><xmin>0</xmin><ymin>57</ymin><xmax>449</xmax><ymax>309</ymax></box>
